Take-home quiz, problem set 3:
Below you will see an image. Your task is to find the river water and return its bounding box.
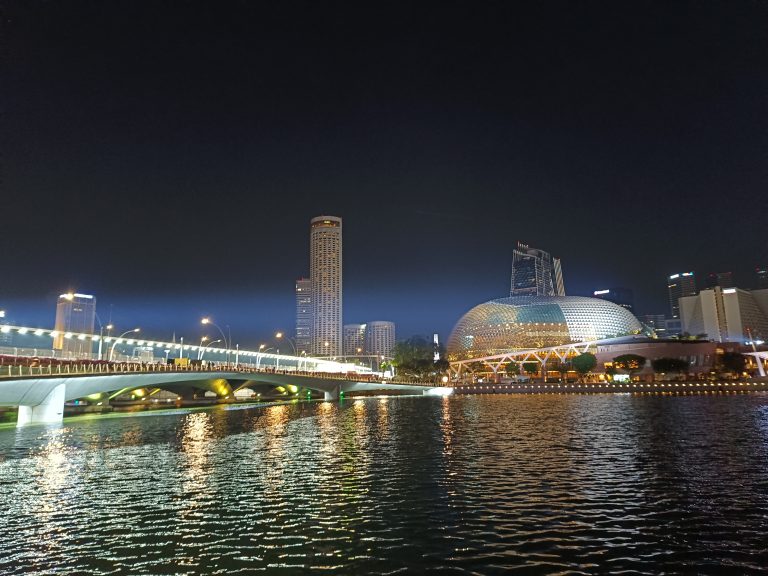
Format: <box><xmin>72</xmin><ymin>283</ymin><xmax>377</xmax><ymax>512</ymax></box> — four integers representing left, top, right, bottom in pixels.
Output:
<box><xmin>1</xmin><ymin>393</ymin><xmax>768</xmax><ymax>575</ymax></box>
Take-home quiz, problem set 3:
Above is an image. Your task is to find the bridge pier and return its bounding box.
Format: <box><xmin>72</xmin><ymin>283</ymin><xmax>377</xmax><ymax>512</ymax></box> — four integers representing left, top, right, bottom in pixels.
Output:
<box><xmin>17</xmin><ymin>383</ymin><xmax>65</xmax><ymax>426</ymax></box>
<box><xmin>324</xmin><ymin>387</ymin><xmax>339</xmax><ymax>401</ymax></box>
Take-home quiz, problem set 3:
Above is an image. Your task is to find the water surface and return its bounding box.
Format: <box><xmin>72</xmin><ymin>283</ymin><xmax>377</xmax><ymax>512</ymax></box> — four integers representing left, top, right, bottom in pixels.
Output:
<box><xmin>1</xmin><ymin>393</ymin><xmax>768</xmax><ymax>574</ymax></box>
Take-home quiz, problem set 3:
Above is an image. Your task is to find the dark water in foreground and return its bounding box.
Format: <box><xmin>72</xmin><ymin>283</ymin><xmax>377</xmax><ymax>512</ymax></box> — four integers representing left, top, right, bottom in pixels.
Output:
<box><xmin>1</xmin><ymin>393</ymin><xmax>768</xmax><ymax>575</ymax></box>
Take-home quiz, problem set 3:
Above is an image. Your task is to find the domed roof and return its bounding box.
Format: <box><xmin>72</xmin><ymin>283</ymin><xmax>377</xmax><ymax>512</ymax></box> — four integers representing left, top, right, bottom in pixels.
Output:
<box><xmin>447</xmin><ymin>295</ymin><xmax>644</xmax><ymax>360</ymax></box>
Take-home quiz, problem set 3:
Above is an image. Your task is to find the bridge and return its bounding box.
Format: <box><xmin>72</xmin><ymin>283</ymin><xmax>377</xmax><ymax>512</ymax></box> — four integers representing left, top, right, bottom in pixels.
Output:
<box><xmin>0</xmin><ymin>363</ymin><xmax>451</xmax><ymax>426</ymax></box>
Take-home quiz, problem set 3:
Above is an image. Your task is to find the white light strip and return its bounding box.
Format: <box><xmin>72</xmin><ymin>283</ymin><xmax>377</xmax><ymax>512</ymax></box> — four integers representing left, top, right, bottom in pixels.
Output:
<box><xmin>0</xmin><ymin>324</ymin><xmax>354</xmax><ymax>369</ymax></box>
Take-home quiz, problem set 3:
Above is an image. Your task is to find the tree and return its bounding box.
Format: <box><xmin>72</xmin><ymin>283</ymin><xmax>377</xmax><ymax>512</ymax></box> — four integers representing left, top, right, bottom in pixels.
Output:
<box><xmin>571</xmin><ymin>353</ymin><xmax>597</xmax><ymax>381</ymax></box>
<box><xmin>651</xmin><ymin>357</ymin><xmax>689</xmax><ymax>374</ymax></box>
<box><xmin>522</xmin><ymin>362</ymin><xmax>539</xmax><ymax>377</ymax></box>
<box><xmin>613</xmin><ymin>354</ymin><xmax>646</xmax><ymax>378</ymax></box>
<box><xmin>505</xmin><ymin>362</ymin><xmax>520</xmax><ymax>377</ymax></box>
<box><xmin>392</xmin><ymin>336</ymin><xmax>448</xmax><ymax>377</ymax></box>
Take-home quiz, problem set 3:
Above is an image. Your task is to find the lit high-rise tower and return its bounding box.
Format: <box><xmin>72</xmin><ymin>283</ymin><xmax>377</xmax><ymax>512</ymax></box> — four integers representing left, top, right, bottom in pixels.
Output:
<box><xmin>510</xmin><ymin>242</ymin><xmax>565</xmax><ymax>297</ymax></box>
<box><xmin>667</xmin><ymin>272</ymin><xmax>696</xmax><ymax>319</ymax></box>
<box><xmin>53</xmin><ymin>292</ymin><xmax>96</xmax><ymax>358</ymax></box>
<box><xmin>365</xmin><ymin>321</ymin><xmax>396</xmax><ymax>359</ymax></box>
<box><xmin>295</xmin><ymin>277</ymin><xmax>311</xmax><ymax>355</ymax></box>
<box><xmin>310</xmin><ymin>215</ymin><xmax>342</xmax><ymax>356</ymax></box>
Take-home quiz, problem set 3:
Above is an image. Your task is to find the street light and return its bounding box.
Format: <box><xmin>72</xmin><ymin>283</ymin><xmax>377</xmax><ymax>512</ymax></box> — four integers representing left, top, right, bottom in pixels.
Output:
<box><xmin>96</xmin><ymin>323</ymin><xmax>113</xmax><ymax>361</ymax></box>
<box><xmin>109</xmin><ymin>328</ymin><xmax>140</xmax><ymax>362</ymax></box>
<box><xmin>201</xmin><ymin>317</ymin><xmax>230</xmax><ymax>364</ymax></box>
<box><xmin>256</xmin><ymin>344</ymin><xmax>273</xmax><ymax>369</ymax></box>
<box><xmin>199</xmin><ymin>339</ymin><xmax>222</xmax><ymax>361</ymax></box>
<box><xmin>275</xmin><ymin>331</ymin><xmax>297</xmax><ymax>355</ymax></box>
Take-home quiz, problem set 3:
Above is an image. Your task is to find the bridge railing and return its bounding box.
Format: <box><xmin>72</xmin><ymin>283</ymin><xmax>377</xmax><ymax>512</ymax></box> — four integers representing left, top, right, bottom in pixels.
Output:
<box><xmin>0</xmin><ymin>361</ymin><xmax>438</xmax><ymax>386</ymax></box>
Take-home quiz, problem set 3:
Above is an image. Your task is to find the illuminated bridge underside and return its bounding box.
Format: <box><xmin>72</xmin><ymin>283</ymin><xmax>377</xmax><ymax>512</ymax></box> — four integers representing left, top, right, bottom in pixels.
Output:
<box><xmin>0</xmin><ymin>371</ymin><xmax>447</xmax><ymax>425</ymax></box>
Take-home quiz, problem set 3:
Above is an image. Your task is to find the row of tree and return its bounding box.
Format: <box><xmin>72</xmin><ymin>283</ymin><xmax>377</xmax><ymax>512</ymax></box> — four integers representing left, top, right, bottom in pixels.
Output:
<box><xmin>393</xmin><ymin>335</ymin><xmax>749</xmax><ymax>380</ymax></box>
<box><xmin>391</xmin><ymin>336</ymin><xmax>449</xmax><ymax>377</ymax></box>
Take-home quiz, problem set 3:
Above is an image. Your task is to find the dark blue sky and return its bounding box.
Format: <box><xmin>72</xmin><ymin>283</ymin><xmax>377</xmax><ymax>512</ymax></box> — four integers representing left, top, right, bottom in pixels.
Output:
<box><xmin>2</xmin><ymin>1</ymin><xmax>767</xmax><ymax>348</ymax></box>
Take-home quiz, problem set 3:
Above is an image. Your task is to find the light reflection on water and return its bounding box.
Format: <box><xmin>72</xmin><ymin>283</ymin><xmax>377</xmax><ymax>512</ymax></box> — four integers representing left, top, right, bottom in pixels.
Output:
<box><xmin>1</xmin><ymin>394</ymin><xmax>768</xmax><ymax>574</ymax></box>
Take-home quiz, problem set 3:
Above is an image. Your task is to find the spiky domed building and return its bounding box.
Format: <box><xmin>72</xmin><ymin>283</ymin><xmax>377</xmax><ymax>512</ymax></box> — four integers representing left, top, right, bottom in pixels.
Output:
<box><xmin>447</xmin><ymin>295</ymin><xmax>644</xmax><ymax>361</ymax></box>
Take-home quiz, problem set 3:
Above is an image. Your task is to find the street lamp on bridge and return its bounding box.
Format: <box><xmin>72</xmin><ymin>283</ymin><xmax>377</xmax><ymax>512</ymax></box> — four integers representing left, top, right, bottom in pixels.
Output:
<box><xmin>256</xmin><ymin>344</ymin><xmax>274</xmax><ymax>369</ymax></box>
<box><xmin>96</xmin><ymin>323</ymin><xmax>113</xmax><ymax>361</ymax></box>
<box><xmin>275</xmin><ymin>331</ymin><xmax>297</xmax><ymax>355</ymax></box>
<box><xmin>108</xmin><ymin>328</ymin><xmax>140</xmax><ymax>362</ymax></box>
<box><xmin>201</xmin><ymin>317</ymin><xmax>230</xmax><ymax>364</ymax></box>
<box><xmin>198</xmin><ymin>339</ymin><xmax>222</xmax><ymax>361</ymax></box>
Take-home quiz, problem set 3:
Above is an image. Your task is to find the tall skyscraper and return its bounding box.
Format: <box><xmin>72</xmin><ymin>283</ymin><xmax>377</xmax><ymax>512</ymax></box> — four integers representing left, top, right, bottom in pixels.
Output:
<box><xmin>53</xmin><ymin>292</ymin><xmax>96</xmax><ymax>358</ymax></box>
<box><xmin>704</xmin><ymin>271</ymin><xmax>734</xmax><ymax>289</ymax></box>
<box><xmin>593</xmin><ymin>287</ymin><xmax>635</xmax><ymax>311</ymax></box>
<box><xmin>510</xmin><ymin>242</ymin><xmax>565</xmax><ymax>296</ymax></box>
<box><xmin>365</xmin><ymin>321</ymin><xmax>396</xmax><ymax>359</ymax></box>
<box><xmin>343</xmin><ymin>323</ymin><xmax>366</xmax><ymax>356</ymax></box>
<box><xmin>667</xmin><ymin>272</ymin><xmax>696</xmax><ymax>319</ymax></box>
<box><xmin>295</xmin><ymin>277</ymin><xmax>311</xmax><ymax>355</ymax></box>
<box><xmin>756</xmin><ymin>267</ymin><xmax>768</xmax><ymax>289</ymax></box>
<box><xmin>310</xmin><ymin>215</ymin><xmax>342</xmax><ymax>356</ymax></box>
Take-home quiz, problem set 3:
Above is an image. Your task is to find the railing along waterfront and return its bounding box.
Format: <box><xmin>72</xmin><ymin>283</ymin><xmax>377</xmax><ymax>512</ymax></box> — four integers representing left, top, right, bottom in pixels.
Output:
<box><xmin>0</xmin><ymin>362</ymin><xmax>437</xmax><ymax>386</ymax></box>
<box><xmin>454</xmin><ymin>380</ymin><xmax>768</xmax><ymax>393</ymax></box>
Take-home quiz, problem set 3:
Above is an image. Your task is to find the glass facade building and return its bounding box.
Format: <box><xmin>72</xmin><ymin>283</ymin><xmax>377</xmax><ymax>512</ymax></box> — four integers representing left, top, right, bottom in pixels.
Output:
<box><xmin>667</xmin><ymin>272</ymin><xmax>696</xmax><ymax>319</ymax></box>
<box><xmin>447</xmin><ymin>295</ymin><xmax>643</xmax><ymax>360</ymax></box>
<box><xmin>365</xmin><ymin>321</ymin><xmax>396</xmax><ymax>359</ymax></box>
<box><xmin>295</xmin><ymin>277</ymin><xmax>311</xmax><ymax>355</ymax></box>
<box><xmin>53</xmin><ymin>292</ymin><xmax>97</xmax><ymax>358</ymax></box>
<box><xmin>510</xmin><ymin>243</ymin><xmax>565</xmax><ymax>297</ymax></box>
<box><xmin>343</xmin><ymin>323</ymin><xmax>366</xmax><ymax>357</ymax></box>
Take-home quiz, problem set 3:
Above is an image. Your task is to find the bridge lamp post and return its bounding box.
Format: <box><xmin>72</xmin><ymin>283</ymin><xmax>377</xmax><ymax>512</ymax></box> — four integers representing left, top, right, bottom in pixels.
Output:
<box><xmin>257</xmin><ymin>344</ymin><xmax>273</xmax><ymax>369</ymax></box>
<box><xmin>109</xmin><ymin>328</ymin><xmax>140</xmax><ymax>362</ymax></box>
<box><xmin>199</xmin><ymin>339</ymin><xmax>222</xmax><ymax>362</ymax></box>
<box><xmin>197</xmin><ymin>336</ymin><xmax>208</xmax><ymax>360</ymax></box>
<box><xmin>275</xmin><ymin>332</ymin><xmax>298</xmax><ymax>369</ymax></box>
<box><xmin>97</xmin><ymin>323</ymin><xmax>113</xmax><ymax>361</ymax></box>
<box><xmin>201</xmin><ymin>317</ymin><xmax>230</xmax><ymax>365</ymax></box>
<box><xmin>275</xmin><ymin>332</ymin><xmax>297</xmax><ymax>355</ymax></box>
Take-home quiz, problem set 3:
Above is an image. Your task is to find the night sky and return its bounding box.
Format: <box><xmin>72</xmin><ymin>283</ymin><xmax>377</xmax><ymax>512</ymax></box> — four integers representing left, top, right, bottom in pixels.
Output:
<box><xmin>2</xmin><ymin>1</ymin><xmax>767</xmax><ymax>348</ymax></box>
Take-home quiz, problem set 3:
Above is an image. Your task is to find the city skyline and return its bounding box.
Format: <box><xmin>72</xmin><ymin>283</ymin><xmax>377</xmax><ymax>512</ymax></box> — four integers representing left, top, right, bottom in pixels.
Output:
<box><xmin>2</xmin><ymin>2</ymin><xmax>768</xmax><ymax>345</ymax></box>
<box><xmin>1</xmin><ymin>223</ymin><xmax>767</xmax><ymax>348</ymax></box>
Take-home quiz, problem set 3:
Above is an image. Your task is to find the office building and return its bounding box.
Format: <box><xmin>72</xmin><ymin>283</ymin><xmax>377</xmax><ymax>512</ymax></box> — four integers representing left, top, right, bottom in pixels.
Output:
<box><xmin>704</xmin><ymin>271</ymin><xmax>734</xmax><ymax>289</ymax></box>
<box><xmin>365</xmin><ymin>321</ymin><xmax>396</xmax><ymax>359</ymax></box>
<box><xmin>756</xmin><ymin>267</ymin><xmax>768</xmax><ymax>289</ymax></box>
<box><xmin>343</xmin><ymin>323</ymin><xmax>366</xmax><ymax>357</ymax></box>
<box><xmin>295</xmin><ymin>277</ymin><xmax>311</xmax><ymax>355</ymax></box>
<box><xmin>510</xmin><ymin>242</ymin><xmax>565</xmax><ymax>297</ymax></box>
<box><xmin>310</xmin><ymin>215</ymin><xmax>342</xmax><ymax>356</ymax></box>
<box><xmin>593</xmin><ymin>287</ymin><xmax>635</xmax><ymax>312</ymax></box>
<box><xmin>667</xmin><ymin>272</ymin><xmax>696</xmax><ymax>319</ymax></box>
<box><xmin>679</xmin><ymin>287</ymin><xmax>768</xmax><ymax>343</ymax></box>
<box><xmin>53</xmin><ymin>292</ymin><xmax>96</xmax><ymax>358</ymax></box>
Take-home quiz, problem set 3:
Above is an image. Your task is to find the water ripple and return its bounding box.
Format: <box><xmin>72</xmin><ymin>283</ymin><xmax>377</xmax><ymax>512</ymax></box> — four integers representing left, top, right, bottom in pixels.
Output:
<box><xmin>1</xmin><ymin>394</ymin><xmax>768</xmax><ymax>574</ymax></box>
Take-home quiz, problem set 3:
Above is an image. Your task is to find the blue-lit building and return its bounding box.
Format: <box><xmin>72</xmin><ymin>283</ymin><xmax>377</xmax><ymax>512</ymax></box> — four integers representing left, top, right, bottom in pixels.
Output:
<box><xmin>510</xmin><ymin>243</ymin><xmax>565</xmax><ymax>297</ymax></box>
